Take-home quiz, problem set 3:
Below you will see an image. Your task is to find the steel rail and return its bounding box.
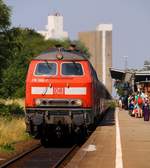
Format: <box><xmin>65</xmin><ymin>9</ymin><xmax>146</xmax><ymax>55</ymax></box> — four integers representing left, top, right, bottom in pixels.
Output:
<box><xmin>53</xmin><ymin>144</ymin><xmax>78</xmax><ymax>168</ymax></box>
<box><xmin>0</xmin><ymin>143</ymin><xmax>41</xmax><ymax>168</ymax></box>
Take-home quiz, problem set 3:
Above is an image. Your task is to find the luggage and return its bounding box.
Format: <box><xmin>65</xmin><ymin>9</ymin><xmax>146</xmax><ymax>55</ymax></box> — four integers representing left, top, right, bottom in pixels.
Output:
<box><xmin>143</xmin><ymin>104</ymin><xmax>150</xmax><ymax>121</ymax></box>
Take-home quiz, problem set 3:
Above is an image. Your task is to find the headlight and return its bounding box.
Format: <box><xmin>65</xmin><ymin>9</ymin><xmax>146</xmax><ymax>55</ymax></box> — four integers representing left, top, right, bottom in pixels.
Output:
<box><xmin>35</xmin><ymin>99</ymin><xmax>41</xmax><ymax>106</ymax></box>
<box><xmin>71</xmin><ymin>99</ymin><xmax>82</xmax><ymax>106</ymax></box>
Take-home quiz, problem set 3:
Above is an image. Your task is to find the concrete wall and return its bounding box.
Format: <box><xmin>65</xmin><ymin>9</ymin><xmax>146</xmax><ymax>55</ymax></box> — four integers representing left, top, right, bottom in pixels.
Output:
<box><xmin>78</xmin><ymin>29</ymin><xmax>112</xmax><ymax>94</ymax></box>
<box><xmin>105</xmin><ymin>31</ymin><xmax>112</xmax><ymax>93</ymax></box>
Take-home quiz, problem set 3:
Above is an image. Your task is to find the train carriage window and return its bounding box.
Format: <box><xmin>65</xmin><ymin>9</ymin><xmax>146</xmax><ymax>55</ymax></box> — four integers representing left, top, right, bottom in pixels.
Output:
<box><xmin>62</xmin><ymin>62</ymin><xmax>83</xmax><ymax>76</ymax></box>
<box><xmin>35</xmin><ymin>63</ymin><xmax>56</xmax><ymax>76</ymax></box>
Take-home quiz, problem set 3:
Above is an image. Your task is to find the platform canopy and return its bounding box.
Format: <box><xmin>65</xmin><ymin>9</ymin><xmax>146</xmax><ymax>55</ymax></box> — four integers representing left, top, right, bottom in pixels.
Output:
<box><xmin>135</xmin><ymin>70</ymin><xmax>150</xmax><ymax>82</ymax></box>
<box><xmin>109</xmin><ymin>68</ymin><xmax>125</xmax><ymax>80</ymax></box>
<box><xmin>110</xmin><ymin>68</ymin><xmax>150</xmax><ymax>83</ymax></box>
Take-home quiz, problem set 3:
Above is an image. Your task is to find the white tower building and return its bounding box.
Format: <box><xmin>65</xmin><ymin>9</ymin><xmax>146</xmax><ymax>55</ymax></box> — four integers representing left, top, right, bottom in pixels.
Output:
<box><xmin>38</xmin><ymin>13</ymin><xmax>68</xmax><ymax>40</ymax></box>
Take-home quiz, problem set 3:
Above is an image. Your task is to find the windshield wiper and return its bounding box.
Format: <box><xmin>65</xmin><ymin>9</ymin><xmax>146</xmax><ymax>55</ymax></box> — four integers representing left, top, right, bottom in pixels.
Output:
<box><xmin>72</xmin><ymin>60</ymin><xmax>79</xmax><ymax>70</ymax></box>
<box><xmin>42</xmin><ymin>60</ymin><xmax>52</xmax><ymax>96</ymax></box>
<box><xmin>44</xmin><ymin>60</ymin><xmax>52</xmax><ymax>70</ymax></box>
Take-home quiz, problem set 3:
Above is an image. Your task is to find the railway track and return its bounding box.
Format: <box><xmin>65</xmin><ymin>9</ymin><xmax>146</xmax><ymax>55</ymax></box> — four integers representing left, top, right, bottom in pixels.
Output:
<box><xmin>0</xmin><ymin>143</ymin><xmax>78</xmax><ymax>168</ymax></box>
<box><xmin>0</xmin><ymin>143</ymin><xmax>41</xmax><ymax>168</ymax></box>
<box><xmin>52</xmin><ymin>144</ymin><xmax>78</xmax><ymax>168</ymax></box>
<box><xmin>0</xmin><ymin>109</ymin><xmax>110</xmax><ymax>168</ymax></box>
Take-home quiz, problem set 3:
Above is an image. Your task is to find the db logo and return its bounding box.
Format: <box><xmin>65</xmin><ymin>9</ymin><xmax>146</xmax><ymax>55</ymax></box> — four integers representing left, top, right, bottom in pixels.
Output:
<box><xmin>53</xmin><ymin>88</ymin><xmax>64</xmax><ymax>95</ymax></box>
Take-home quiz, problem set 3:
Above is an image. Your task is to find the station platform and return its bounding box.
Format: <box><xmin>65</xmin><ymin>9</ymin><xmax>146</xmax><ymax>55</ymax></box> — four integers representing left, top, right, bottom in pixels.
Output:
<box><xmin>66</xmin><ymin>107</ymin><xmax>150</xmax><ymax>168</ymax></box>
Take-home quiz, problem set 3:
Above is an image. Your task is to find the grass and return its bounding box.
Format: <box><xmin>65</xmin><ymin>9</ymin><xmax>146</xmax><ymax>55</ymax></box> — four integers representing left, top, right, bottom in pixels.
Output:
<box><xmin>0</xmin><ymin>117</ymin><xmax>31</xmax><ymax>152</ymax></box>
<box><xmin>0</xmin><ymin>143</ymin><xmax>15</xmax><ymax>152</ymax></box>
<box><xmin>0</xmin><ymin>98</ymin><xmax>25</xmax><ymax>108</ymax></box>
<box><xmin>0</xmin><ymin>99</ymin><xmax>31</xmax><ymax>152</ymax></box>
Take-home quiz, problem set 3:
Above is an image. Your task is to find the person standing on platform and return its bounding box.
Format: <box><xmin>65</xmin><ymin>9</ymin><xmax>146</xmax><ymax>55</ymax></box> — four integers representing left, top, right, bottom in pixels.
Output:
<box><xmin>128</xmin><ymin>94</ymin><xmax>132</xmax><ymax>109</ymax></box>
<box><xmin>119</xmin><ymin>97</ymin><xmax>122</xmax><ymax>109</ymax></box>
<box><xmin>135</xmin><ymin>90</ymin><xmax>144</xmax><ymax>118</ymax></box>
<box><xmin>128</xmin><ymin>95</ymin><xmax>135</xmax><ymax>116</ymax></box>
<box><xmin>143</xmin><ymin>96</ymin><xmax>150</xmax><ymax>121</ymax></box>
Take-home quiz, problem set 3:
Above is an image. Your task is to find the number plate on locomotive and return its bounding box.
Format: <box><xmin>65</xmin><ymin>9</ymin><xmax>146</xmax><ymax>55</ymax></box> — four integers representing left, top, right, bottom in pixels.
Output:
<box><xmin>53</xmin><ymin>88</ymin><xmax>64</xmax><ymax>95</ymax></box>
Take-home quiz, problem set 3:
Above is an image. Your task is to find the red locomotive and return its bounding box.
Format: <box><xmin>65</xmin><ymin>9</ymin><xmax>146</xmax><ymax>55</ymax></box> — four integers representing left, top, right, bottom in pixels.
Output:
<box><xmin>25</xmin><ymin>46</ymin><xmax>111</xmax><ymax>144</ymax></box>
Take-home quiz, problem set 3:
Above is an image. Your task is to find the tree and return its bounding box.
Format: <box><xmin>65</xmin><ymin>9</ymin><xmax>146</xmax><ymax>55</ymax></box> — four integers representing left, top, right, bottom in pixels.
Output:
<box><xmin>114</xmin><ymin>80</ymin><xmax>132</xmax><ymax>97</ymax></box>
<box><xmin>0</xmin><ymin>0</ymin><xmax>11</xmax><ymax>84</ymax></box>
<box><xmin>0</xmin><ymin>28</ymin><xmax>47</xmax><ymax>98</ymax></box>
<box><xmin>72</xmin><ymin>40</ymin><xmax>91</xmax><ymax>58</ymax></box>
<box><xmin>0</xmin><ymin>0</ymin><xmax>11</xmax><ymax>31</ymax></box>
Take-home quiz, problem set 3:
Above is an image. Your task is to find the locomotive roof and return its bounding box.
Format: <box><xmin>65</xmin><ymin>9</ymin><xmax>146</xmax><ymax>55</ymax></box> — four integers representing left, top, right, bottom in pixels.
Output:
<box><xmin>33</xmin><ymin>48</ymin><xmax>88</xmax><ymax>61</ymax></box>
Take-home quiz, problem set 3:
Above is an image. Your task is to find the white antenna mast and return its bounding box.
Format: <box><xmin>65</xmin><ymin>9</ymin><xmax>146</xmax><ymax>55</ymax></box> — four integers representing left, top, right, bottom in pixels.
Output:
<box><xmin>123</xmin><ymin>56</ymin><xmax>128</xmax><ymax>70</ymax></box>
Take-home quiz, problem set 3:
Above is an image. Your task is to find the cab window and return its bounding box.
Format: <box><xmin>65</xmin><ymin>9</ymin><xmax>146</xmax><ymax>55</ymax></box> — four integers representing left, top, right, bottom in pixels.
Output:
<box><xmin>35</xmin><ymin>63</ymin><xmax>57</xmax><ymax>76</ymax></box>
<box><xmin>62</xmin><ymin>62</ymin><xmax>83</xmax><ymax>76</ymax></box>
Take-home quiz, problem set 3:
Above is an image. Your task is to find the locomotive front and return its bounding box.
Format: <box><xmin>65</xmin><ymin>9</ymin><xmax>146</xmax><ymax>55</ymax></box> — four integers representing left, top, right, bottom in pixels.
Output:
<box><xmin>25</xmin><ymin>48</ymin><xmax>93</xmax><ymax>142</ymax></box>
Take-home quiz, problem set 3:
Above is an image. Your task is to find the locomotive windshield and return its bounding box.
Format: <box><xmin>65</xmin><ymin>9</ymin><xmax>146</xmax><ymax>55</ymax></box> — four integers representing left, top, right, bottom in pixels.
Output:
<box><xmin>62</xmin><ymin>62</ymin><xmax>83</xmax><ymax>76</ymax></box>
<box><xmin>35</xmin><ymin>63</ymin><xmax>57</xmax><ymax>76</ymax></box>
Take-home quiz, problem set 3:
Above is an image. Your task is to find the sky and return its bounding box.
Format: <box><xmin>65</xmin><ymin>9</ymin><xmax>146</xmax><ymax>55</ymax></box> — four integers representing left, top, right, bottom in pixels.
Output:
<box><xmin>4</xmin><ymin>0</ymin><xmax>150</xmax><ymax>69</ymax></box>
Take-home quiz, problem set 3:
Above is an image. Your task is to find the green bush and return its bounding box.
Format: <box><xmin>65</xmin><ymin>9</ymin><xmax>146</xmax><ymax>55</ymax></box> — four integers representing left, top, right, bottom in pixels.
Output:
<box><xmin>108</xmin><ymin>100</ymin><xmax>116</xmax><ymax>110</ymax></box>
<box><xmin>0</xmin><ymin>102</ymin><xmax>24</xmax><ymax>117</ymax></box>
<box><xmin>0</xmin><ymin>143</ymin><xmax>15</xmax><ymax>152</ymax></box>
